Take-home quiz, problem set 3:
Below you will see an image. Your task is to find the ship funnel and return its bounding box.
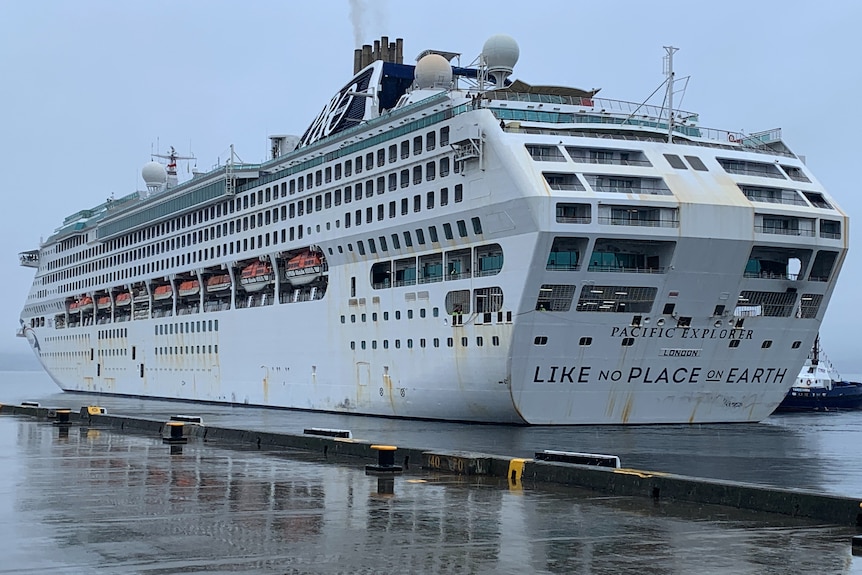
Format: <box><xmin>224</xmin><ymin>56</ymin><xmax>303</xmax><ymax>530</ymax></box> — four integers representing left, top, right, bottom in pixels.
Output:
<box><xmin>354</xmin><ymin>36</ymin><xmax>404</xmax><ymax>73</ymax></box>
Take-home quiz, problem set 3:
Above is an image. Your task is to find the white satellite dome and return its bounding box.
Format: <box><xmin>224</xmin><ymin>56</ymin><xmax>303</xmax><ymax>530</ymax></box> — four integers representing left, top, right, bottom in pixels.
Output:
<box><xmin>482</xmin><ymin>34</ymin><xmax>519</xmax><ymax>85</ymax></box>
<box><xmin>142</xmin><ymin>161</ymin><xmax>167</xmax><ymax>186</ymax></box>
<box><xmin>482</xmin><ymin>34</ymin><xmax>519</xmax><ymax>69</ymax></box>
<box><xmin>414</xmin><ymin>54</ymin><xmax>453</xmax><ymax>89</ymax></box>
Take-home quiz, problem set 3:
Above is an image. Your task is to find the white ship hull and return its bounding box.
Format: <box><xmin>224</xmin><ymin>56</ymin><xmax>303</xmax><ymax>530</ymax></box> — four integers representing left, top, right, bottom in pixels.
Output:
<box><xmin>17</xmin><ymin>37</ymin><xmax>848</xmax><ymax>424</ymax></box>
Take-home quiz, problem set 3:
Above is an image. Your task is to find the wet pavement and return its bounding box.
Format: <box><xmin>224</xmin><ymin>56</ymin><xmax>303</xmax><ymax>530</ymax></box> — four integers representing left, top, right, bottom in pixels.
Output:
<box><xmin>4</xmin><ymin>371</ymin><xmax>862</xmax><ymax>573</ymax></box>
<box><xmin>2</xmin><ymin>415</ymin><xmax>861</xmax><ymax>575</ymax></box>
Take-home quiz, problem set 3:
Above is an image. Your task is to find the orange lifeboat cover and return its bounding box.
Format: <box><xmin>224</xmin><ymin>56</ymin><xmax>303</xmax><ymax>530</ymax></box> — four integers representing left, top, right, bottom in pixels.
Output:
<box><xmin>241</xmin><ymin>261</ymin><xmax>272</xmax><ymax>279</ymax></box>
<box><xmin>287</xmin><ymin>251</ymin><xmax>321</xmax><ymax>271</ymax></box>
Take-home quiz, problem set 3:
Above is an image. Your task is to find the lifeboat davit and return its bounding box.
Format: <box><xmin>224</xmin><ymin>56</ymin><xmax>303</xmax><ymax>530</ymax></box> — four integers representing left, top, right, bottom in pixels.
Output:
<box><xmin>96</xmin><ymin>296</ymin><xmax>112</xmax><ymax>310</ymax></box>
<box><xmin>77</xmin><ymin>296</ymin><xmax>94</xmax><ymax>312</ymax></box>
<box><xmin>115</xmin><ymin>292</ymin><xmax>132</xmax><ymax>307</ymax></box>
<box><xmin>240</xmin><ymin>261</ymin><xmax>273</xmax><ymax>292</ymax></box>
<box><xmin>178</xmin><ymin>280</ymin><xmax>200</xmax><ymax>298</ymax></box>
<box><xmin>206</xmin><ymin>274</ymin><xmax>231</xmax><ymax>292</ymax></box>
<box><xmin>285</xmin><ymin>250</ymin><xmax>323</xmax><ymax>286</ymax></box>
<box><xmin>153</xmin><ymin>285</ymin><xmax>173</xmax><ymax>301</ymax></box>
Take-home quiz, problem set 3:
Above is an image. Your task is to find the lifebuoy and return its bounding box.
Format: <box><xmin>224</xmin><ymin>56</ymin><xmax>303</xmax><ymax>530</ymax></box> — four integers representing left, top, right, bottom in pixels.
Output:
<box><xmin>806</xmin><ymin>379</ymin><xmax>813</xmax><ymax>385</ymax></box>
<box><xmin>728</xmin><ymin>134</ymin><xmax>738</xmax><ymax>143</ymax></box>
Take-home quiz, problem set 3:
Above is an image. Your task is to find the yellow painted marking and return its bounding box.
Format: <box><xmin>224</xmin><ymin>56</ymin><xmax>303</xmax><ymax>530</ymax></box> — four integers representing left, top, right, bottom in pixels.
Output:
<box><xmin>86</xmin><ymin>406</ymin><xmax>104</xmax><ymax>416</ymax></box>
<box><xmin>614</xmin><ymin>468</ymin><xmax>667</xmax><ymax>479</ymax></box>
<box><xmin>334</xmin><ymin>437</ymin><xmax>357</xmax><ymax>443</ymax></box>
<box><xmin>508</xmin><ymin>458</ymin><xmax>528</xmax><ymax>490</ymax></box>
<box><xmin>370</xmin><ymin>444</ymin><xmax>397</xmax><ymax>451</ymax></box>
<box><xmin>166</xmin><ymin>421</ymin><xmax>184</xmax><ymax>427</ymax></box>
<box><xmin>406</xmin><ymin>479</ymin><xmax>427</xmax><ymax>484</ymax></box>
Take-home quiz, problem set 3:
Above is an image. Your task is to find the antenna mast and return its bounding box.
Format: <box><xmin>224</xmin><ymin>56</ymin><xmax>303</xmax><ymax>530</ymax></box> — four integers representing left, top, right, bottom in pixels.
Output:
<box><xmin>153</xmin><ymin>145</ymin><xmax>196</xmax><ymax>188</ymax></box>
<box><xmin>663</xmin><ymin>46</ymin><xmax>678</xmax><ymax>143</ymax></box>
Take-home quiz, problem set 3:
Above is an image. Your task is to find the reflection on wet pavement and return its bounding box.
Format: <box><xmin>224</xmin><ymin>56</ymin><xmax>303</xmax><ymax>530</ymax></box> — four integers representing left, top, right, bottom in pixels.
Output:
<box><xmin>1</xmin><ymin>416</ymin><xmax>860</xmax><ymax>575</ymax></box>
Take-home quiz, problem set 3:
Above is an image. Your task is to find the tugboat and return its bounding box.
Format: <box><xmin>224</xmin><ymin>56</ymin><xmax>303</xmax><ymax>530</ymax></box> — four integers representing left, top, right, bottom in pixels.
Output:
<box><xmin>774</xmin><ymin>336</ymin><xmax>862</xmax><ymax>412</ymax></box>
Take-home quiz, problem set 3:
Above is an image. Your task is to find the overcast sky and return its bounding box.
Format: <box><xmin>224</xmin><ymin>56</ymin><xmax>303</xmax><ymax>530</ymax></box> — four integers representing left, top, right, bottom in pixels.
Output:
<box><xmin>2</xmin><ymin>1</ymin><xmax>860</xmax><ymax>371</ymax></box>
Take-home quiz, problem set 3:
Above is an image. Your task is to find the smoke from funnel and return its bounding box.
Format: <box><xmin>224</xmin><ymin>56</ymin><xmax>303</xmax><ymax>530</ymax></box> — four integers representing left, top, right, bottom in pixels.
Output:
<box><xmin>348</xmin><ymin>0</ymin><xmax>364</xmax><ymax>48</ymax></box>
<box><xmin>348</xmin><ymin>0</ymin><xmax>388</xmax><ymax>48</ymax></box>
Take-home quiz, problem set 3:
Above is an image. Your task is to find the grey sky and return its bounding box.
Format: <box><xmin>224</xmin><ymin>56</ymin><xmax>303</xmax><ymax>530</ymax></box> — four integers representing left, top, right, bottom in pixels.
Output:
<box><xmin>2</xmin><ymin>1</ymin><xmax>860</xmax><ymax>370</ymax></box>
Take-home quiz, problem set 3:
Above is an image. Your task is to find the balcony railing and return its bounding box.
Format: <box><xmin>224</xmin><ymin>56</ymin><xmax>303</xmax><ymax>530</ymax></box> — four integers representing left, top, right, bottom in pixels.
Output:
<box><xmin>755</xmin><ymin>225</ymin><xmax>815</xmax><ymax>237</ymax></box>
<box><xmin>587</xmin><ymin>265</ymin><xmax>666</xmax><ymax>274</ymax></box>
<box><xmin>598</xmin><ymin>216</ymin><xmax>678</xmax><ymax>228</ymax></box>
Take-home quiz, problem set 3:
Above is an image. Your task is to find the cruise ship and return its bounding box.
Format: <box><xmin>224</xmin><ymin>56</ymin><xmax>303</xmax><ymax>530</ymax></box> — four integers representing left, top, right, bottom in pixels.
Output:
<box><xmin>17</xmin><ymin>35</ymin><xmax>848</xmax><ymax>424</ymax></box>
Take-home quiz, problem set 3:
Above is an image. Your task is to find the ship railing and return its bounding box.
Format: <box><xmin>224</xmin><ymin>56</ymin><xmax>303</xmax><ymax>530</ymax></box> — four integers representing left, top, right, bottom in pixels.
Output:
<box><xmin>418</xmin><ymin>275</ymin><xmax>444</xmax><ymax>285</ymax></box>
<box><xmin>586</xmin><ymin>265</ymin><xmax>667</xmax><ymax>274</ymax></box>
<box><xmin>743</xmin><ymin>271</ymin><xmax>800</xmax><ymax>280</ymax></box>
<box><xmin>503</xmin><ymin>121</ymin><xmax>794</xmax><ymax>158</ymax></box>
<box><xmin>475</xmin><ymin>268</ymin><xmax>503</xmax><ymax>277</ymax></box>
<box><xmin>547</xmin><ymin>183</ymin><xmax>584</xmax><ymax>191</ymax></box>
<box><xmin>754</xmin><ymin>225</ymin><xmax>816</xmax><ymax>237</ymax></box>
<box><xmin>556</xmin><ymin>216</ymin><xmax>591</xmax><ymax>224</ymax></box>
<box><xmin>597</xmin><ymin>216</ymin><xmax>679</xmax><ymax>228</ymax></box>
<box><xmin>546</xmin><ymin>263</ymin><xmax>581</xmax><ymax>271</ymax></box>
<box><xmin>591</xmin><ymin>183</ymin><xmax>671</xmax><ymax>195</ymax></box>
<box><xmin>571</xmin><ymin>157</ymin><xmax>652</xmax><ymax>167</ymax></box>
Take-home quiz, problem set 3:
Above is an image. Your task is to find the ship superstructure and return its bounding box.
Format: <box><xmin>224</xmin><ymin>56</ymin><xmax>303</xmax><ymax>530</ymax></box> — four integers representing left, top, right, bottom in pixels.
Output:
<box><xmin>18</xmin><ymin>35</ymin><xmax>848</xmax><ymax>424</ymax></box>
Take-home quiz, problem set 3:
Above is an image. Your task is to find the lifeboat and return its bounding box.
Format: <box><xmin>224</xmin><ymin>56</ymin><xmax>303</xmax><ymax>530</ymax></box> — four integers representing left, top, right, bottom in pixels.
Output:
<box><xmin>240</xmin><ymin>261</ymin><xmax>273</xmax><ymax>292</ymax></box>
<box><xmin>115</xmin><ymin>292</ymin><xmax>132</xmax><ymax>307</ymax></box>
<box><xmin>96</xmin><ymin>296</ymin><xmax>112</xmax><ymax>310</ymax></box>
<box><xmin>68</xmin><ymin>301</ymin><xmax>79</xmax><ymax>312</ymax></box>
<box><xmin>206</xmin><ymin>274</ymin><xmax>231</xmax><ymax>292</ymax></box>
<box><xmin>153</xmin><ymin>285</ymin><xmax>173</xmax><ymax>301</ymax></box>
<box><xmin>77</xmin><ymin>296</ymin><xmax>94</xmax><ymax>312</ymax></box>
<box><xmin>178</xmin><ymin>280</ymin><xmax>200</xmax><ymax>298</ymax></box>
<box><xmin>285</xmin><ymin>250</ymin><xmax>323</xmax><ymax>286</ymax></box>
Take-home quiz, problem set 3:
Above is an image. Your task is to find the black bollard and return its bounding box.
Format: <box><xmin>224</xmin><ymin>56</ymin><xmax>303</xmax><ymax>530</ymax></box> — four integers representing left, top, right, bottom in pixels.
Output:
<box><xmin>366</xmin><ymin>444</ymin><xmax>402</xmax><ymax>475</ymax></box>
<box><xmin>53</xmin><ymin>409</ymin><xmax>72</xmax><ymax>425</ymax></box>
<box><xmin>163</xmin><ymin>421</ymin><xmax>188</xmax><ymax>444</ymax></box>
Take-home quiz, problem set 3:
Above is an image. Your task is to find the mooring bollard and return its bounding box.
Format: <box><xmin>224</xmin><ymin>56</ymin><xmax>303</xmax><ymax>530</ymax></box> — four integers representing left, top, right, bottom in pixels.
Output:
<box><xmin>366</xmin><ymin>444</ymin><xmax>402</xmax><ymax>475</ymax></box>
<box><xmin>53</xmin><ymin>409</ymin><xmax>72</xmax><ymax>425</ymax></box>
<box><xmin>163</xmin><ymin>421</ymin><xmax>188</xmax><ymax>444</ymax></box>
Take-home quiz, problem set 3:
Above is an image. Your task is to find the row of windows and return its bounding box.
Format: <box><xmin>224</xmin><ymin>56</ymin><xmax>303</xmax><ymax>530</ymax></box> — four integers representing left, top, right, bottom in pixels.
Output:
<box><xmin>155</xmin><ymin>345</ymin><xmax>219</xmax><ymax>355</ymax></box>
<box><xmin>155</xmin><ymin>320</ymin><xmax>219</xmax><ymax>335</ymax></box>
<box><xmin>343</xmin><ymin>185</ymin><xmax>464</xmax><ymax>229</ymax></box>
<box><xmin>97</xmin><ymin>328</ymin><xmax>128</xmax><ymax>339</ymax></box>
<box><xmin>45</xmin><ymin>124</ymin><xmax>456</xmax><ymax>289</ymax></box>
<box><xmin>350</xmin><ymin>335</ymin><xmax>501</xmax><ymax>350</ymax></box>
<box><xmin>50</xmin><ymin>166</ymin><xmax>464</xmax><ymax>296</ymax></box>
<box><xmin>341</xmin><ymin>307</ymin><xmax>440</xmax><ymax>323</ymax></box>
